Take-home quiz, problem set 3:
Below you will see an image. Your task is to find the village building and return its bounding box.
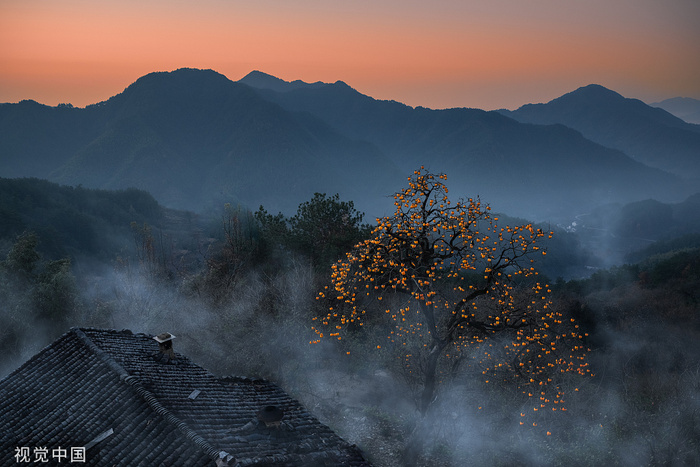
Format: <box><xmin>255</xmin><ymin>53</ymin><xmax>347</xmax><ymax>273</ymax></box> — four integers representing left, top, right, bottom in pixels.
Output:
<box><xmin>0</xmin><ymin>328</ymin><xmax>369</xmax><ymax>466</ymax></box>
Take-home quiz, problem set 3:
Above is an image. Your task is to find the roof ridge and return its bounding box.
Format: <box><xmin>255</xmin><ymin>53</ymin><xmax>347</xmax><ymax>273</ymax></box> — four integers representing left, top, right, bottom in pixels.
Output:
<box><xmin>71</xmin><ymin>328</ymin><xmax>227</xmax><ymax>463</ymax></box>
<box><xmin>72</xmin><ymin>328</ymin><xmax>130</xmax><ymax>378</ymax></box>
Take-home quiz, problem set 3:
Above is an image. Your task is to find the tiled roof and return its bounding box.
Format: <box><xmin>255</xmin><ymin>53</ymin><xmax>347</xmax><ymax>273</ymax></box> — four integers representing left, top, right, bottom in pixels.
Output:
<box><xmin>0</xmin><ymin>328</ymin><xmax>370</xmax><ymax>466</ymax></box>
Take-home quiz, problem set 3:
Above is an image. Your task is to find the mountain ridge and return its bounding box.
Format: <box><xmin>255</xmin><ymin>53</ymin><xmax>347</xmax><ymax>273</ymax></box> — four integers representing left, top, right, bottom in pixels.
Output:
<box><xmin>239</xmin><ymin>70</ymin><xmax>330</xmax><ymax>93</ymax></box>
<box><xmin>239</xmin><ymin>74</ymin><xmax>689</xmax><ymax>218</ymax></box>
<box><xmin>498</xmin><ymin>84</ymin><xmax>700</xmax><ymax>180</ymax></box>
<box><xmin>651</xmin><ymin>97</ymin><xmax>700</xmax><ymax>125</ymax></box>
<box><xmin>0</xmin><ymin>68</ymin><xmax>694</xmax><ymax>221</ymax></box>
<box><xmin>1</xmin><ymin>69</ymin><xmax>403</xmax><ymax>215</ymax></box>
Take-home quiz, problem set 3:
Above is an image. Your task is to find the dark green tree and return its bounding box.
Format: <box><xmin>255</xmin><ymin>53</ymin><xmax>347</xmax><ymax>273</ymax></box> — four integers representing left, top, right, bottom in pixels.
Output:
<box><xmin>254</xmin><ymin>207</ymin><xmax>289</xmax><ymax>252</ymax></box>
<box><xmin>3</xmin><ymin>231</ymin><xmax>41</xmax><ymax>280</ymax></box>
<box><xmin>34</xmin><ymin>258</ymin><xmax>78</xmax><ymax>325</ymax></box>
<box><xmin>1</xmin><ymin>232</ymin><xmax>80</xmax><ymax>369</ymax></box>
<box><xmin>256</xmin><ymin>193</ymin><xmax>371</xmax><ymax>269</ymax></box>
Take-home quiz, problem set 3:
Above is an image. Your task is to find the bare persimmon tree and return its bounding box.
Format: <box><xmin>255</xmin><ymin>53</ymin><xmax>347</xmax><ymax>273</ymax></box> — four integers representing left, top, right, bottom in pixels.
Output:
<box><xmin>312</xmin><ymin>167</ymin><xmax>590</xmax><ymax>415</ymax></box>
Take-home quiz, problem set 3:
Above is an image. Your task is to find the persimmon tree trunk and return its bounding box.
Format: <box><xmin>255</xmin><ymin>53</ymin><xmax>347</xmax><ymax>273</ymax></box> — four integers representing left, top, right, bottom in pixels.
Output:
<box><xmin>420</xmin><ymin>341</ymin><xmax>444</xmax><ymax>415</ymax></box>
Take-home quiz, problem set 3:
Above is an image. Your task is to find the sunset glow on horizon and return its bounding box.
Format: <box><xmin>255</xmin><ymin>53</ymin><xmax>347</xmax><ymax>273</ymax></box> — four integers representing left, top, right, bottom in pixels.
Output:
<box><xmin>1</xmin><ymin>0</ymin><xmax>699</xmax><ymax>110</ymax></box>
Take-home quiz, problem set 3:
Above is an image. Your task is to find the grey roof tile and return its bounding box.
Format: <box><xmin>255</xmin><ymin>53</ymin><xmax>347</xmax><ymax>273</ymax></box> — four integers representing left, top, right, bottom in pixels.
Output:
<box><xmin>0</xmin><ymin>328</ymin><xmax>369</xmax><ymax>466</ymax></box>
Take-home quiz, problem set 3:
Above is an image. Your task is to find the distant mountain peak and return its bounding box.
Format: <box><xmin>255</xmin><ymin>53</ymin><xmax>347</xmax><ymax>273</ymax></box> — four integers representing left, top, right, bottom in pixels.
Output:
<box><xmin>239</xmin><ymin>70</ymin><xmax>289</xmax><ymax>90</ymax></box>
<box><xmin>651</xmin><ymin>97</ymin><xmax>700</xmax><ymax>124</ymax></box>
<box><xmin>556</xmin><ymin>84</ymin><xmax>625</xmax><ymax>104</ymax></box>
<box><xmin>499</xmin><ymin>81</ymin><xmax>700</xmax><ymax>180</ymax></box>
<box><xmin>576</xmin><ymin>83</ymin><xmax>617</xmax><ymax>93</ymax></box>
<box><xmin>97</xmin><ymin>67</ymin><xmax>269</xmax><ymax>115</ymax></box>
<box><xmin>118</xmin><ymin>68</ymin><xmax>233</xmax><ymax>97</ymax></box>
<box><xmin>239</xmin><ymin>71</ymin><xmax>328</xmax><ymax>92</ymax></box>
<box><xmin>653</xmin><ymin>96</ymin><xmax>700</xmax><ymax>107</ymax></box>
<box><xmin>134</xmin><ymin>67</ymin><xmax>229</xmax><ymax>84</ymax></box>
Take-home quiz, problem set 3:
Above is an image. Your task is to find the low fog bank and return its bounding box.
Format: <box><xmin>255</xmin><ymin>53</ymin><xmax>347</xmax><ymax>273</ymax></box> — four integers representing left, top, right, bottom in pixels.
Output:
<box><xmin>5</xmin><ymin>250</ymin><xmax>699</xmax><ymax>466</ymax></box>
<box><xmin>1</xmin><ymin>192</ymin><xmax>699</xmax><ymax>465</ymax></box>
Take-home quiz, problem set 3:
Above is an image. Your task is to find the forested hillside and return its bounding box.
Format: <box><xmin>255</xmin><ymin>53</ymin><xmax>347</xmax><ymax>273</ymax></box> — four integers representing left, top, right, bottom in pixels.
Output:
<box><xmin>0</xmin><ymin>178</ymin><xmax>163</xmax><ymax>260</ymax></box>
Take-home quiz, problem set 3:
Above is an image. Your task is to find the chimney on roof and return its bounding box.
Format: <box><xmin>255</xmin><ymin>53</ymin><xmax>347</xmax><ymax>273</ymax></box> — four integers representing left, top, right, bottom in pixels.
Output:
<box><xmin>257</xmin><ymin>405</ymin><xmax>284</xmax><ymax>428</ymax></box>
<box><xmin>153</xmin><ymin>332</ymin><xmax>176</xmax><ymax>360</ymax></box>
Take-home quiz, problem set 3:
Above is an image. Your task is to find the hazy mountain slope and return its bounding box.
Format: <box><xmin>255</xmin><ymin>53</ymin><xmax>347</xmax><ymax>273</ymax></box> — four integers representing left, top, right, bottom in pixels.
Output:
<box><xmin>240</xmin><ymin>72</ymin><xmax>423</xmax><ymax>159</ymax></box>
<box><xmin>241</xmin><ymin>72</ymin><xmax>688</xmax><ymax>220</ymax></box>
<box><xmin>589</xmin><ymin>192</ymin><xmax>700</xmax><ymax>242</ymax></box>
<box><xmin>0</xmin><ymin>101</ymin><xmax>102</xmax><ymax>178</ymax></box>
<box><xmin>499</xmin><ymin>85</ymin><xmax>700</xmax><ymax>179</ymax></box>
<box><xmin>651</xmin><ymin>97</ymin><xmax>700</xmax><ymax>125</ymax></box>
<box><xmin>0</xmin><ymin>177</ymin><xmax>162</xmax><ymax>260</ymax></box>
<box><xmin>1</xmin><ymin>69</ymin><xmax>403</xmax><ymax>215</ymax></box>
<box><xmin>565</xmin><ymin>191</ymin><xmax>700</xmax><ymax>265</ymax></box>
<box><xmin>0</xmin><ymin>69</ymin><xmax>693</xmax><ymax>221</ymax></box>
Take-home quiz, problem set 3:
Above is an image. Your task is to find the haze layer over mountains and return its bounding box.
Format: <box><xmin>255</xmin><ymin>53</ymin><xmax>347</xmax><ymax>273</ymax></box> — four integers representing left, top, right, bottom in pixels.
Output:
<box><xmin>1</xmin><ymin>68</ymin><xmax>698</xmax><ymax>221</ymax></box>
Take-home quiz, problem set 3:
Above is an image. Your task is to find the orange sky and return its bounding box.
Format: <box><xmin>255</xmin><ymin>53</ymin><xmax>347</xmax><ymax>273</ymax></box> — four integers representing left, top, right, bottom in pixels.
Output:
<box><xmin>1</xmin><ymin>0</ymin><xmax>699</xmax><ymax>110</ymax></box>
